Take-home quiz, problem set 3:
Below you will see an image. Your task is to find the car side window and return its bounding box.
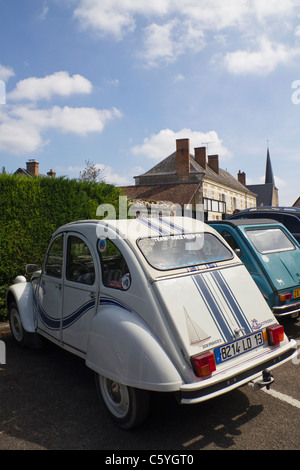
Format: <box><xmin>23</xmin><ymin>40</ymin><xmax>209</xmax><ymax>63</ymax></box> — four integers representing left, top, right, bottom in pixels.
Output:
<box><xmin>44</xmin><ymin>235</ymin><xmax>64</xmax><ymax>278</ymax></box>
<box><xmin>282</xmin><ymin>215</ymin><xmax>300</xmax><ymax>233</ymax></box>
<box><xmin>98</xmin><ymin>238</ymin><xmax>131</xmax><ymax>290</ymax></box>
<box><xmin>66</xmin><ymin>235</ymin><xmax>95</xmax><ymax>285</ymax></box>
<box><xmin>221</xmin><ymin>230</ymin><xmax>242</xmax><ymax>257</ymax></box>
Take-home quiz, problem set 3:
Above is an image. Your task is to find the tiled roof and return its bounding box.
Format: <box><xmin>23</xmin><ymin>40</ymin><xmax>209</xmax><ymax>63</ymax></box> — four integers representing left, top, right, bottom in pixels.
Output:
<box><xmin>120</xmin><ymin>182</ymin><xmax>201</xmax><ymax>206</ymax></box>
<box><xmin>136</xmin><ymin>151</ymin><xmax>256</xmax><ymax>196</ymax></box>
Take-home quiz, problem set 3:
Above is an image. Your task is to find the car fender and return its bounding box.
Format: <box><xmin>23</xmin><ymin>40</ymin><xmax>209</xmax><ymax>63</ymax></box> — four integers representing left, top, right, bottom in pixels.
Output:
<box><xmin>86</xmin><ymin>302</ymin><xmax>183</xmax><ymax>392</ymax></box>
<box><xmin>6</xmin><ymin>280</ymin><xmax>36</xmax><ymax>333</ymax></box>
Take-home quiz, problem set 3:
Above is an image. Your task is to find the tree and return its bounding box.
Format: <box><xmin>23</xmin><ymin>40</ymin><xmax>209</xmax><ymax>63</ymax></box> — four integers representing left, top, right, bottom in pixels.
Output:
<box><xmin>79</xmin><ymin>159</ymin><xmax>105</xmax><ymax>182</ymax></box>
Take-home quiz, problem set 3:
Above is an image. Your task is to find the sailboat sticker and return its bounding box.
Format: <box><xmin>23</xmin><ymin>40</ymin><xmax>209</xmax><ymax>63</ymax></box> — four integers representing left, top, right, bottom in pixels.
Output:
<box><xmin>184</xmin><ymin>308</ymin><xmax>211</xmax><ymax>345</ymax></box>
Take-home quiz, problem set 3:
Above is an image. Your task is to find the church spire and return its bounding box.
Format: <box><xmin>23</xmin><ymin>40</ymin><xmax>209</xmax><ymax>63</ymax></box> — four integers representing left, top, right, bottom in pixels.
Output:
<box><xmin>265</xmin><ymin>147</ymin><xmax>275</xmax><ymax>186</ymax></box>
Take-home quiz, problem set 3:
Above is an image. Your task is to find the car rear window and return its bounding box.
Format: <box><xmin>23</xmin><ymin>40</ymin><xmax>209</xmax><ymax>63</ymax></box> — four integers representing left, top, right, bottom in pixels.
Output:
<box><xmin>245</xmin><ymin>228</ymin><xmax>295</xmax><ymax>254</ymax></box>
<box><xmin>137</xmin><ymin>233</ymin><xmax>232</xmax><ymax>270</ymax></box>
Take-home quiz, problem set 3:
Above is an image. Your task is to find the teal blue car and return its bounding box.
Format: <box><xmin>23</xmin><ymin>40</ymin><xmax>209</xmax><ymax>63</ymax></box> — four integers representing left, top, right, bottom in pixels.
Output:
<box><xmin>210</xmin><ymin>219</ymin><xmax>300</xmax><ymax>319</ymax></box>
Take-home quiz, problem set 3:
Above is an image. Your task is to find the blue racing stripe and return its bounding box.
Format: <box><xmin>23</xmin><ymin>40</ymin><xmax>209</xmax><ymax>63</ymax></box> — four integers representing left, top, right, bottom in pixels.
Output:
<box><xmin>193</xmin><ymin>274</ymin><xmax>232</xmax><ymax>342</ymax></box>
<box><xmin>99</xmin><ymin>296</ymin><xmax>132</xmax><ymax>312</ymax></box>
<box><xmin>212</xmin><ymin>270</ymin><xmax>252</xmax><ymax>335</ymax></box>
<box><xmin>62</xmin><ymin>300</ymin><xmax>96</xmax><ymax>328</ymax></box>
<box><xmin>158</xmin><ymin>217</ymin><xmax>188</xmax><ymax>234</ymax></box>
<box><xmin>35</xmin><ymin>294</ymin><xmax>96</xmax><ymax>331</ymax></box>
<box><xmin>137</xmin><ymin>217</ymin><xmax>170</xmax><ymax>235</ymax></box>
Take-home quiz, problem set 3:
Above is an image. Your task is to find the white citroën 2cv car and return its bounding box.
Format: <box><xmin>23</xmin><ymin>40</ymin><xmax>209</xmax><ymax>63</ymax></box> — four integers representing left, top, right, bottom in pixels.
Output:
<box><xmin>6</xmin><ymin>217</ymin><xmax>297</xmax><ymax>428</ymax></box>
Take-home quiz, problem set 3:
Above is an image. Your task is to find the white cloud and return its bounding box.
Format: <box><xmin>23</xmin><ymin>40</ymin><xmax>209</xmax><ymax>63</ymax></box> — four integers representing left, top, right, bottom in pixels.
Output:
<box><xmin>72</xmin><ymin>0</ymin><xmax>300</xmax><ymax>70</ymax></box>
<box><xmin>139</xmin><ymin>19</ymin><xmax>205</xmax><ymax>67</ymax></box>
<box><xmin>8</xmin><ymin>71</ymin><xmax>92</xmax><ymax>101</ymax></box>
<box><xmin>98</xmin><ymin>164</ymin><xmax>133</xmax><ymax>186</ymax></box>
<box><xmin>0</xmin><ymin>118</ymin><xmax>43</xmax><ymax>154</ymax></box>
<box><xmin>0</xmin><ymin>64</ymin><xmax>15</xmax><ymax>81</ymax></box>
<box><xmin>140</xmin><ymin>21</ymin><xmax>178</xmax><ymax>67</ymax></box>
<box><xmin>131</xmin><ymin>128</ymin><xmax>232</xmax><ymax>160</ymax></box>
<box><xmin>0</xmin><ymin>103</ymin><xmax>122</xmax><ymax>155</ymax></box>
<box><xmin>39</xmin><ymin>4</ymin><xmax>49</xmax><ymax>21</ymax></box>
<box><xmin>223</xmin><ymin>37</ymin><xmax>300</xmax><ymax>75</ymax></box>
<box><xmin>0</xmin><ymin>67</ymin><xmax>122</xmax><ymax>155</ymax></box>
<box><xmin>73</xmin><ymin>0</ymin><xmax>170</xmax><ymax>39</ymax></box>
<box><xmin>11</xmin><ymin>105</ymin><xmax>122</xmax><ymax>136</ymax></box>
<box><xmin>173</xmin><ymin>73</ymin><xmax>185</xmax><ymax>83</ymax></box>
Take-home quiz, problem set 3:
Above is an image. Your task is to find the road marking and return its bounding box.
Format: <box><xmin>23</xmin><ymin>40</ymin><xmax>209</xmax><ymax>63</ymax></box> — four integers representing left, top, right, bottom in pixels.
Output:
<box><xmin>263</xmin><ymin>388</ymin><xmax>300</xmax><ymax>410</ymax></box>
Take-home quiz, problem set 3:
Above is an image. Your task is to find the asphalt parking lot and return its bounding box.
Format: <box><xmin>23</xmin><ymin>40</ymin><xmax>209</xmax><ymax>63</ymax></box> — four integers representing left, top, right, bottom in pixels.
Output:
<box><xmin>1</xmin><ymin>318</ymin><xmax>300</xmax><ymax>451</ymax></box>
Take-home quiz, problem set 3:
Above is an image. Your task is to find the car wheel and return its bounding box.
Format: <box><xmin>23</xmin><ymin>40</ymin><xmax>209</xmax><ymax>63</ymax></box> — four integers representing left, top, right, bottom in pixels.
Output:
<box><xmin>95</xmin><ymin>374</ymin><xmax>150</xmax><ymax>429</ymax></box>
<box><xmin>8</xmin><ymin>301</ymin><xmax>28</xmax><ymax>347</ymax></box>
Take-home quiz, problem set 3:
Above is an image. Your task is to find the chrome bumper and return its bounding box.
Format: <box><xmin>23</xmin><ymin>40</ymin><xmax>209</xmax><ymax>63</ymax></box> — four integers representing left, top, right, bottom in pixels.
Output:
<box><xmin>273</xmin><ymin>301</ymin><xmax>300</xmax><ymax>317</ymax></box>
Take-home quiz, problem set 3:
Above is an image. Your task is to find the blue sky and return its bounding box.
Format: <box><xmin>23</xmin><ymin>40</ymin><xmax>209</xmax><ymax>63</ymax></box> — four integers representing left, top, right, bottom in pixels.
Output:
<box><xmin>1</xmin><ymin>0</ymin><xmax>300</xmax><ymax>205</ymax></box>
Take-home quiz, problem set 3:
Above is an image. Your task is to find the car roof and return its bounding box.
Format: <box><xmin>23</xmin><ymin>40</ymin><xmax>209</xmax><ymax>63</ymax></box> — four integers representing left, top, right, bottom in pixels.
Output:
<box><xmin>53</xmin><ymin>216</ymin><xmax>216</xmax><ymax>242</ymax></box>
<box><xmin>228</xmin><ymin>206</ymin><xmax>300</xmax><ymax>217</ymax></box>
<box><xmin>209</xmin><ymin>219</ymin><xmax>280</xmax><ymax>228</ymax></box>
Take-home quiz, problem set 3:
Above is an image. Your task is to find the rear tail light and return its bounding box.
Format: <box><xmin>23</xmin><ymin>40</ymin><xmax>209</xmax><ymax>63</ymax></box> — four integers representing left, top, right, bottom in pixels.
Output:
<box><xmin>279</xmin><ymin>292</ymin><xmax>292</xmax><ymax>302</ymax></box>
<box><xmin>267</xmin><ymin>324</ymin><xmax>284</xmax><ymax>346</ymax></box>
<box><xmin>191</xmin><ymin>351</ymin><xmax>216</xmax><ymax>377</ymax></box>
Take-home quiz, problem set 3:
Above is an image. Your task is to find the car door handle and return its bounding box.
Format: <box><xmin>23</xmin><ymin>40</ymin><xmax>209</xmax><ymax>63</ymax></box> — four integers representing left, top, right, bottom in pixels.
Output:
<box><xmin>89</xmin><ymin>292</ymin><xmax>96</xmax><ymax>300</ymax></box>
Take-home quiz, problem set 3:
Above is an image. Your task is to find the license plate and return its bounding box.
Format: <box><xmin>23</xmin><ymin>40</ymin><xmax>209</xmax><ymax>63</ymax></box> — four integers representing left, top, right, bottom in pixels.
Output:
<box><xmin>214</xmin><ymin>331</ymin><xmax>264</xmax><ymax>364</ymax></box>
<box><xmin>293</xmin><ymin>288</ymin><xmax>300</xmax><ymax>299</ymax></box>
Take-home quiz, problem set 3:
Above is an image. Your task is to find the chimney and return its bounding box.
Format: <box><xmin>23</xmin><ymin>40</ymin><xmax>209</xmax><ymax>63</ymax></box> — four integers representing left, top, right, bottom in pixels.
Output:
<box><xmin>47</xmin><ymin>169</ymin><xmax>56</xmax><ymax>178</ymax></box>
<box><xmin>176</xmin><ymin>138</ymin><xmax>190</xmax><ymax>177</ymax></box>
<box><xmin>237</xmin><ymin>170</ymin><xmax>246</xmax><ymax>186</ymax></box>
<box><xmin>26</xmin><ymin>159</ymin><xmax>39</xmax><ymax>177</ymax></box>
<box><xmin>208</xmin><ymin>155</ymin><xmax>219</xmax><ymax>174</ymax></box>
<box><xmin>194</xmin><ymin>147</ymin><xmax>207</xmax><ymax>169</ymax></box>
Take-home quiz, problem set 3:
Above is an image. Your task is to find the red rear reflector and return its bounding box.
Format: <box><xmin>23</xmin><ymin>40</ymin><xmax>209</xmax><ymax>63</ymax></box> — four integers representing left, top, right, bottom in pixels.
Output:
<box><xmin>192</xmin><ymin>352</ymin><xmax>216</xmax><ymax>377</ymax></box>
<box><xmin>279</xmin><ymin>292</ymin><xmax>292</xmax><ymax>301</ymax></box>
<box><xmin>267</xmin><ymin>325</ymin><xmax>284</xmax><ymax>346</ymax></box>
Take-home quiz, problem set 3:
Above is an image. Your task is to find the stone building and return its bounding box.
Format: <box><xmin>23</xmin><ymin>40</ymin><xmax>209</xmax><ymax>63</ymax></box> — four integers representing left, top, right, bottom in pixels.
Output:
<box><xmin>120</xmin><ymin>138</ymin><xmax>257</xmax><ymax>220</ymax></box>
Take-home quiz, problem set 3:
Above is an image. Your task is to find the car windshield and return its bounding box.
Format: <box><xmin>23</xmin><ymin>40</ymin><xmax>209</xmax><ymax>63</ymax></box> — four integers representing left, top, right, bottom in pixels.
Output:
<box><xmin>246</xmin><ymin>228</ymin><xmax>295</xmax><ymax>254</ymax></box>
<box><xmin>137</xmin><ymin>233</ymin><xmax>232</xmax><ymax>270</ymax></box>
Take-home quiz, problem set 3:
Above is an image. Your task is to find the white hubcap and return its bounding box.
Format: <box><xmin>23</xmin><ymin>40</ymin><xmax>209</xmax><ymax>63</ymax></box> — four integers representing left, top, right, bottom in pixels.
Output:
<box><xmin>10</xmin><ymin>308</ymin><xmax>24</xmax><ymax>342</ymax></box>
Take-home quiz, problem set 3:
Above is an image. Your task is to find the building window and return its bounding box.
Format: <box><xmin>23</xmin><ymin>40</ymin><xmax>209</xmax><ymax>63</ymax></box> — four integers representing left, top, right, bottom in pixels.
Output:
<box><xmin>204</xmin><ymin>197</ymin><xmax>226</xmax><ymax>214</ymax></box>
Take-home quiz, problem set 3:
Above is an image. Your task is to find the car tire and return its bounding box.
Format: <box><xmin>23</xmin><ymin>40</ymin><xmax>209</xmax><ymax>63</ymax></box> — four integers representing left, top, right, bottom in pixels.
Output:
<box><xmin>8</xmin><ymin>301</ymin><xmax>43</xmax><ymax>348</ymax></box>
<box><xmin>8</xmin><ymin>301</ymin><xmax>28</xmax><ymax>347</ymax></box>
<box><xmin>95</xmin><ymin>373</ymin><xmax>150</xmax><ymax>429</ymax></box>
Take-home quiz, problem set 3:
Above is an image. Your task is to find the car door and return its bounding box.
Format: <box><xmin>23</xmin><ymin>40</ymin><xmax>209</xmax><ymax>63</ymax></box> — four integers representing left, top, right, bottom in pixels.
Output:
<box><xmin>37</xmin><ymin>234</ymin><xmax>64</xmax><ymax>342</ymax></box>
<box><xmin>62</xmin><ymin>233</ymin><xmax>98</xmax><ymax>354</ymax></box>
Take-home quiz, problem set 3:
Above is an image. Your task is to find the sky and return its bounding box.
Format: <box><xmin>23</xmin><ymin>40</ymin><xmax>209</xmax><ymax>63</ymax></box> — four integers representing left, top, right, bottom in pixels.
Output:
<box><xmin>1</xmin><ymin>0</ymin><xmax>300</xmax><ymax>206</ymax></box>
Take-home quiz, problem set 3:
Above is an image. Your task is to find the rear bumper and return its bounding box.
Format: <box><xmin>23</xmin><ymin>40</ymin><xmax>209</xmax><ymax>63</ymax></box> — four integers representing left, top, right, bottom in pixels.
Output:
<box><xmin>273</xmin><ymin>301</ymin><xmax>300</xmax><ymax>317</ymax></box>
<box><xmin>179</xmin><ymin>341</ymin><xmax>297</xmax><ymax>404</ymax></box>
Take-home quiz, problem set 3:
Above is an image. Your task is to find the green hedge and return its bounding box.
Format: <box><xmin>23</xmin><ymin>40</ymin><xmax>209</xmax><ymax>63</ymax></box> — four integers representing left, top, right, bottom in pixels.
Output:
<box><xmin>0</xmin><ymin>174</ymin><xmax>122</xmax><ymax>320</ymax></box>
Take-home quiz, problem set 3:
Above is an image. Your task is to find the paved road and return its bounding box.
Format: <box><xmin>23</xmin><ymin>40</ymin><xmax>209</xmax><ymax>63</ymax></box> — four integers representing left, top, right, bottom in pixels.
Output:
<box><xmin>1</xmin><ymin>318</ymin><xmax>300</xmax><ymax>451</ymax></box>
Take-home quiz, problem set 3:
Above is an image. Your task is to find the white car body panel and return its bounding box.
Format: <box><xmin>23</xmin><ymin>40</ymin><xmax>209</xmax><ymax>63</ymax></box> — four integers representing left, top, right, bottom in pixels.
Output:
<box><xmin>154</xmin><ymin>264</ymin><xmax>276</xmax><ymax>360</ymax></box>
<box><xmin>6</xmin><ymin>217</ymin><xmax>297</xmax><ymax>404</ymax></box>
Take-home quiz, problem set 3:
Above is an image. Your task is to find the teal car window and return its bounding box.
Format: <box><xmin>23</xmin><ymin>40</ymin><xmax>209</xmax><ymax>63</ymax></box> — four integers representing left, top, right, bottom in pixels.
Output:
<box><xmin>137</xmin><ymin>233</ymin><xmax>232</xmax><ymax>270</ymax></box>
<box><xmin>221</xmin><ymin>230</ymin><xmax>240</xmax><ymax>251</ymax></box>
<box><xmin>246</xmin><ymin>228</ymin><xmax>295</xmax><ymax>254</ymax></box>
